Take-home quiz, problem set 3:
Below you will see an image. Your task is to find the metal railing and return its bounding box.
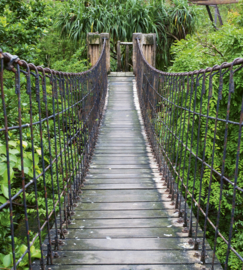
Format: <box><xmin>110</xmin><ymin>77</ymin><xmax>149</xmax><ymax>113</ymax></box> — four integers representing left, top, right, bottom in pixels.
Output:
<box><xmin>0</xmin><ymin>40</ymin><xmax>107</xmax><ymax>269</ymax></box>
<box><xmin>136</xmin><ymin>38</ymin><xmax>243</xmax><ymax>269</ymax></box>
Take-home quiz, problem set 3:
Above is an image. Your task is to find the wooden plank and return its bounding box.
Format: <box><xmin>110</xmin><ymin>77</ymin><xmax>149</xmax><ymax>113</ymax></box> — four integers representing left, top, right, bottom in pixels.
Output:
<box><xmin>82</xmin><ymin>183</ymin><xmax>165</xmax><ymax>189</ymax></box>
<box><xmin>54</xmin><ymin>217</ymin><xmax>190</xmax><ymax>229</ymax></box>
<box><xmin>39</xmin><ymin>250</ymin><xmax>217</xmax><ymax>264</ymax></box>
<box><xmin>120</xmin><ymin>42</ymin><xmax>133</xmax><ymax>45</ymax></box>
<box><xmin>51</xmin><ymin>227</ymin><xmax>203</xmax><ymax>239</ymax></box>
<box><xmin>34</xmin><ymin>264</ymin><xmax>222</xmax><ymax>270</ymax></box>
<box><xmin>126</xmin><ymin>44</ymin><xmax>129</xmax><ymax>71</ymax></box>
<box><xmin>190</xmin><ymin>0</ymin><xmax>238</xmax><ymax>4</ymax></box>
<box><xmin>80</xmin><ymin>194</ymin><xmax>161</xmax><ymax>203</ymax></box>
<box><xmin>61</xmin><ymin>209</ymin><xmax>170</xmax><ymax>219</ymax></box>
<box><xmin>44</xmin><ymin>238</ymin><xmax>210</xmax><ymax>251</ymax></box>
<box><xmin>74</xmin><ymin>202</ymin><xmax>169</xmax><ymax>210</ymax></box>
<box><xmin>117</xmin><ymin>41</ymin><xmax>121</xmax><ymax>71</ymax></box>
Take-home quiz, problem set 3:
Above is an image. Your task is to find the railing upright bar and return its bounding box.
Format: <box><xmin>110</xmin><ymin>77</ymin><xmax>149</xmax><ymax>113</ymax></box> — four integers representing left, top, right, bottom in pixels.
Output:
<box><xmin>0</xmin><ymin>52</ymin><xmax>16</xmax><ymax>269</ymax></box>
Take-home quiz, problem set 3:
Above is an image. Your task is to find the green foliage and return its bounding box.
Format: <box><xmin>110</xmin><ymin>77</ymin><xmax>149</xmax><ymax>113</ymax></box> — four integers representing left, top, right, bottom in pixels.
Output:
<box><xmin>0</xmin><ymin>227</ymin><xmax>42</xmax><ymax>269</ymax></box>
<box><xmin>0</xmin><ymin>211</ymin><xmax>39</xmax><ymax>269</ymax></box>
<box><xmin>51</xmin><ymin>46</ymin><xmax>90</xmax><ymax>72</ymax></box>
<box><xmin>0</xmin><ymin>0</ymin><xmax>51</xmax><ymax>63</ymax></box>
<box><xmin>170</xmin><ymin>25</ymin><xmax>243</xmax><ymax>72</ymax></box>
<box><xmin>55</xmin><ymin>0</ymin><xmax>198</xmax><ymax>69</ymax></box>
<box><xmin>0</xmin><ymin>0</ymin><xmax>87</xmax><ymax>70</ymax></box>
<box><xmin>166</xmin><ymin>12</ymin><xmax>243</xmax><ymax>269</ymax></box>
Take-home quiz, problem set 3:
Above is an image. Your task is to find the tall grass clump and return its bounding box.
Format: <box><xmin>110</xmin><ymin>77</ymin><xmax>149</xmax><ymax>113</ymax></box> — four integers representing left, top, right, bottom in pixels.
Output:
<box><xmin>55</xmin><ymin>0</ymin><xmax>198</xmax><ymax>70</ymax></box>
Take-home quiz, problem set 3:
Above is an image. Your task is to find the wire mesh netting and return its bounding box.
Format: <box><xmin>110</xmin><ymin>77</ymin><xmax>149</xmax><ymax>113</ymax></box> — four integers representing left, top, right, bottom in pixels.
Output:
<box><xmin>0</xmin><ymin>40</ymin><xmax>107</xmax><ymax>269</ymax></box>
<box><xmin>136</xmin><ymin>38</ymin><xmax>243</xmax><ymax>269</ymax></box>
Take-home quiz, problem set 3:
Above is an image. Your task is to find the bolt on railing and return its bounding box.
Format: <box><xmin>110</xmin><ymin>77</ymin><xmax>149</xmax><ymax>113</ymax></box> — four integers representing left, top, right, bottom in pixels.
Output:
<box><xmin>0</xmin><ymin>40</ymin><xmax>107</xmax><ymax>269</ymax></box>
<box><xmin>136</xmin><ymin>38</ymin><xmax>243</xmax><ymax>269</ymax></box>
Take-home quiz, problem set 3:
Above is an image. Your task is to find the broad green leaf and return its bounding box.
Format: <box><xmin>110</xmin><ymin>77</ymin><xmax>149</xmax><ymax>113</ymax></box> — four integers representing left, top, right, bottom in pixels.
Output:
<box><xmin>22</xmin><ymin>141</ymin><xmax>28</xmax><ymax>149</ymax></box>
<box><xmin>34</xmin><ymin>153</ymin><xmax>39</xmax><ymax>165</ymax></box>
<box><xmin>1</xmin><ymin>184</ymin><xmax>9</xmax><ymax>198</ymax></box>
<box><xmin>2</xmin><ymin>254</ymin><xmax>11</xmax><ymax>268</ymax></box>
<box><xmin>36</xmin><ymin>149</ymin><xmax>42</xmax><ymax>156</ymax></box>
<box><xmin>0</xmin><ymin>145</ymin><xmax>6</xmax><ymax>155</ymax></box>
<box><xmin>20</xmin><ymin>244</ymin><xmax>27</xmax><ymax>255</ymax></box>
<box><xmin>0</xmin><ymin>215</ymin><xmax>10</xmax><ymax>227</ymax></box>
<box><xmin>17</xmin><ymin>163</ymin><xmax>30</xmax><ymax>175</ymax></box>
<box><xmin>0</xmin><ymin>163</ymin><xmax>7</xmax><ymax>175</ymax></box>
<box><xmin>24</xmin><ymin>158</ymin><xmax>32</xmax><ymax>168</ymax></box>
<box><xmin>2</xmin><ymin>167</ymin><xmax>15</xmax><ymax>183</ymax></box>
<box><xmin>0</xmin><ymin>253</ymin><xmax>4</xmax><ymax>262</ymax></box>
<box><xmin>9</xmin><ymin>154</ymin><xmax>18</xmax><ymax>164</ymax></box>
<box><xmin>25</xmin><ymin>152</ymin><xmax>33</xmax><ymax>161</ymax></box>
<box><xmin>0</xmin><ymin>196</ymin><xmax>7</xmax><ymax>204</ymax></box>
<box><xmin>31</xmin><ymin>249</ymin><xmax>41</xmax><ymax>259</ymax></box>
<box><xmin>9</xmin><ymin>149</ymin><xmax>19</xmax><ymax>155</ymax></box>
<box><xmin>8</xmin><ymin>141</ymin><xmax>17</xmax><ymax>148</ymax></box>
<box><xmin>30</xmin><ymin>245</ymin><xmax>35</xmax><ymax>254</ymax></box>
<box><xmin>28</xmin><ymin>169</ymin><xmax>33</xmax><ymax>178</ymax></box>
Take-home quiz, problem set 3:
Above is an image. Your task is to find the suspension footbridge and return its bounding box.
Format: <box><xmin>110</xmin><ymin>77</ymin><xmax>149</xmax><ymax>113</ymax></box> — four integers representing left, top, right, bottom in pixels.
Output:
<box><xmin>0</xmin><ymin>33</ymin><xmax>242</xmax><ymax>270</ymax></box>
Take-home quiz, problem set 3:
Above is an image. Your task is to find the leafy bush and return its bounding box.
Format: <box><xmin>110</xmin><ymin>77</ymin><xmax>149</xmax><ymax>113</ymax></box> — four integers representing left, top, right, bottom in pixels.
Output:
<box><xmin>0</xmin><ymin>0</ymin><xmax>51</xmax><ymax>63</ymax></box>
<box><xmin>51</xmin><ymin>46</ymin><xmax>90</xmax><ymax>72</ymax></box>
<box><xmin>168</xmin><ymin>18</ymin><xmax>243</xmax><ymax>269</ymax></box>
<box><xmin>170</xmin><ymin>25</ymin><xmax>243</xmax><ymax>72</ymax></box>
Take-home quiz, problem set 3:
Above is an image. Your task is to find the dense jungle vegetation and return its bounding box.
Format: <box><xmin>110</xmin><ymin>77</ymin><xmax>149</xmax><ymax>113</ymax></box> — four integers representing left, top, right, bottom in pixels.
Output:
<box><xmin>0</xmin><ymin>0</ymin><xmax>242</xmax><ymax>269</ymax></box>
<box><xmin>168</xmin><ymin>3</ymin><xmax>243</xmax><ymax>270</ymax></box>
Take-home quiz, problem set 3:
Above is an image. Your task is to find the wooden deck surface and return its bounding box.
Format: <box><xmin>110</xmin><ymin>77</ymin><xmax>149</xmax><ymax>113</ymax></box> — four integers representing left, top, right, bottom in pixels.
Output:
<box><xmin>37</xmin><ymin>76</ymin><xmax>222</xmax><ymax>270</ymax></box>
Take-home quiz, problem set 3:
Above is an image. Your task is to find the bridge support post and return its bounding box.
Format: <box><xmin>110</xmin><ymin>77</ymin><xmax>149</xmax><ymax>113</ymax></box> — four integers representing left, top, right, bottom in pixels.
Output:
<box><xmin>133</xmin><ymin>33</ymin><xmax>156</xmax><ymax>75</ymax></box>
<box><xmin>132</xmin><ymin>33</ymin><xmax>142</xmax><ymax>76</ymax></box>
<box><xmin>100</xmin><ymin>33</ymin><xmax>110</xmax><ymax>73</ymax></box>
<box><xmin>141</xmin><ymin>33</ymin><xmax>156</xmax><ymax>67</ymax></box>
<box><xmin>87</xmin><ymin>33</ymin><xmax>110</xmax><ymax>73</ymax></box>
<box><xmin>117</xmin><ymin>41</ymin><xmax>121</xmax><ymax>71</ymax></box>
<box><xmin>87</xmin><ymin>33</ymin><xmax>100</xmax><ymax>67</ymax></box>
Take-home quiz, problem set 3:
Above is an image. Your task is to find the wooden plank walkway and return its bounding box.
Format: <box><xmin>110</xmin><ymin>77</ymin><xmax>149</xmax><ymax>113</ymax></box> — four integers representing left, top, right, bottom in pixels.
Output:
<box><xmin>39</xmin><ymin>75</ymin><xmax>221</xmax><ymax>270</ymax></box>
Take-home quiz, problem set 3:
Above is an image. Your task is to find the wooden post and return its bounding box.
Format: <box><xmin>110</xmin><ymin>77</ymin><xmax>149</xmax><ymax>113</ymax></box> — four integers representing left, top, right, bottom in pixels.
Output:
<box><xmin>206</xmin><ymin>5</ymin><xmax>214</xmax><ymax>23</ymax></box>
<box><xmin>125</xmin><ymin>45</ymin><xmax>129</xmax><ymax>72</ymax></box>
<box><xmin>100</xmin><ymin>33</ymin><xmax>110</xmax><ymax>73</ymax></box>
<box><xmin>132</xmin><ymin>33</ymin><xmax>142</xmax><ymax>75</ymax></box>
<box><xmin>87</xmin><ymin>33</ymin><xmax>100</xmax><ymax>67</ymax></box>
<box><xmin>133</xmin><ymin>33</ymin><xmax>156</xmax><ymax>74</ymax></box>
<box><xmin>206</xmin><ymin>5</ymin><xmax>218</xmax><ymax>29</ymax></box>
<box><xmin>141</xmin><ymin>33</ymin><xmax>156</xmax><ymax>67</ymax></box>
<box><xmin>215</xmin><ymin>5</ymin><xmax>223</xmax><ymax>25</ymax></box>
<box><xmin>117</xmin><ymin>41</ymin><xmax>121</xmax><ymax>72</ymax></box>
<box><xmin>87</xmin><ymin>33</ymin><xmax>110</xmax><ymax>73</ymax></box>
<box><xmin>214</xmin><ymin>5</ymin><xmax>217</xmax><ymax>25</ymax></box>
<box><xmin>152</xmin><ymin>34</ymin><xmax>156</xmax><ymax>67</ymax></box>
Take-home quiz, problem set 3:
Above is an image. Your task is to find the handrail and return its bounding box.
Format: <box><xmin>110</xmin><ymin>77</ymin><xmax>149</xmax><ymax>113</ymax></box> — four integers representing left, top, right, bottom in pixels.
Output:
<box><xmin>0</xmin><ymin>40</ymin><xmax>107</xmax><ymax>270</ymax></box>
<box><xmin>136</xmin><ymin>38</ymin><xmax>243</xmax><ymax>269</ymax></box>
